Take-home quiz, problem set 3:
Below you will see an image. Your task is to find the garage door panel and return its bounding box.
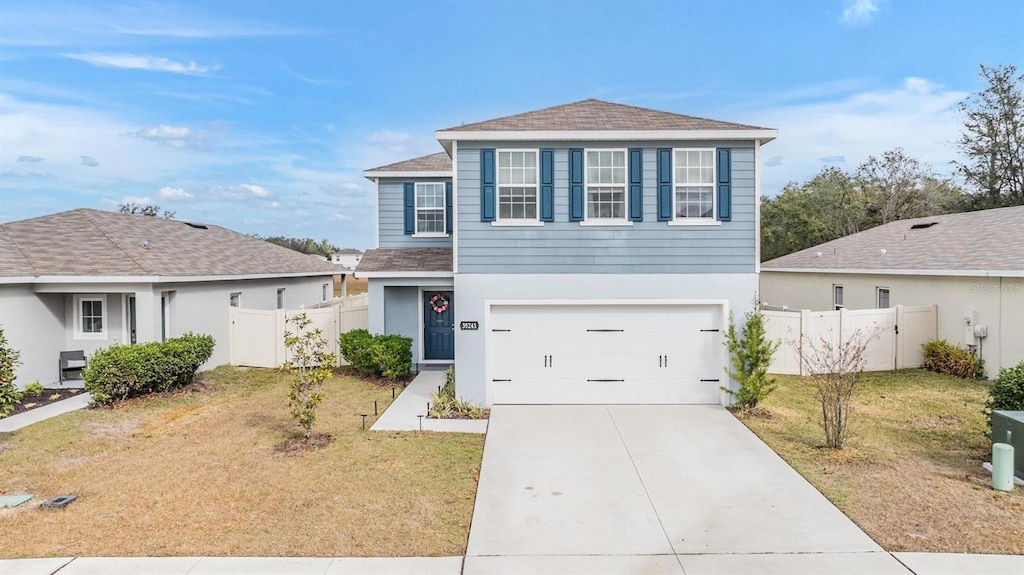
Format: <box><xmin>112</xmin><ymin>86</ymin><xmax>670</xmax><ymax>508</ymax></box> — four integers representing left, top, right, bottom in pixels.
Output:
<box><xmin>487</xmin><ymin>304</ymin><xmax>724</xmax><ymax>405</ymax></box>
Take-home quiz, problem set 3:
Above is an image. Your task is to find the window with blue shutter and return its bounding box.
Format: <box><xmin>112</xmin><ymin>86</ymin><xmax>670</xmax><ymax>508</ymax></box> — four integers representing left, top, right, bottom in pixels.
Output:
<box><xmin>569</xmin><ymin>148</ymin><xmax>584</xmax><ymax>222</ymax></box>
<box><xmin>403</xmin><ymin>182</ymin><xmax>415</xmax><ymax>234</ymax></box>
<box><xmin>445</xmin><ymin>181</ymin><xmax>453</xmax><ymax>234</ymax></box>
<box><xmin>628</xmin><ymin>148</ymin><xmax>643</xmax><ymax>222</ymax></box>
<box><xmin>540</xmin><ymin>149</ymin><xmax>554</xmax><ymax>222</ymax></box>
<box><xmin>717</xmin><ymin>148</ymin><xmax>731</xmax><ymax>222</ymax></box>
<box><xmin>480</xmin><ymin>149</ymin><xmax>496</xmax><ymax>222</ymax></box>
<box><xmin>656</xmin><ymin>148</ymin><xmax>673</xmax><ymax>221</ymax></box>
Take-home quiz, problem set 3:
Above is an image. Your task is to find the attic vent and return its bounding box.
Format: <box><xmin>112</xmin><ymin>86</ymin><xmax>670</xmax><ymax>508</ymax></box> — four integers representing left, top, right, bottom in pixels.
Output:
<box><xmin>184</xmin><ymin>222</ymin><xmax>208</xmax><ymax>230</ymax></box>
<box><xmin>910</xmin><ymin>222</ymin><xmax>938</xmax><ymax>229</ymax></box>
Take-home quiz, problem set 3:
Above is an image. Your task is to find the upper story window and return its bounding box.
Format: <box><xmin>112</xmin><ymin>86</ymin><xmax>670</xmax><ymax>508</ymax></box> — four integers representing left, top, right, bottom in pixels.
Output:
<box><xmin>497</xmin><ymin>150</ymin><xmax>538</xmax><ymax>221</ymax></box>
<box><xmin>877</xmin><ymin>287</ymin><xmax>890</xmax><ymax>309</ymax></box>
<box><xmin>674</xmin><ymin>149</ymin><xmax>715</xmax><ymax>221</ymax></box>
<box><xmin>585</xmin><ymin>150</ymin><xmax>627</xmax><ymax>221</ymax></box>
<box><xmin>415</xmin><ymin>182</ymin><xmax>446</xmax><ymax>235</ymax></box>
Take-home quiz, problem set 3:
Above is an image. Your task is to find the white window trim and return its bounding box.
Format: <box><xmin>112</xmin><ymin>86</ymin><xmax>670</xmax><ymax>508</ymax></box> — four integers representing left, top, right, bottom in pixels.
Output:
<box><xmin>582</xmin><ymin>148</ymin><xmax>630</xmax><ymax>225</ymax></box>
<box><xmin>495</xmin><ymin>148</ymin><xmax>541</xmax><ymax>224</ymax></box>
<box><xmin>230</xmin><ymin>292</ymin><xmax>242</xmax><ymax>307</ymax></box>
<box><xmin>833</xmin><ymin>284</ymin><xmax>844</xmax><ymax>310</ymax></box>
<box><xmin>74</xmin><ymin>295</ymin><xmax>107</xmax><ymax>340</ymax></box>
<box><xmin>670</xmin><ymin>147</ymin><xmax>718</xmax><ymax>225</ymax></box>
<box><xmin>876</xmin><ymin>287</ymin><xmax>890</xmax><ymax>309</ymax></box>
<box><xmin>413</xmin><ymin>182</ymin><xmax>448</xmax><ymax>237</ymax></box>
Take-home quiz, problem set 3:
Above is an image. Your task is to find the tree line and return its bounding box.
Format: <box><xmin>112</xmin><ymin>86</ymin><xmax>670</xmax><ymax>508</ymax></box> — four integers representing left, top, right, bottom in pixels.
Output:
<box><xmin>762</xmin><ymin>64</ymin><xmax>1023</xmax><ymax>261</ymax></box>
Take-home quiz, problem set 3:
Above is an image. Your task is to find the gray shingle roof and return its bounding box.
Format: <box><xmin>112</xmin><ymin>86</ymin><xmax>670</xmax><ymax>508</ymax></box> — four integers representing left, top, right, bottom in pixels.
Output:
<box><xmin>0</xmin><ymin>209</ymin><xmax>341</xmax><ymax>278</ymax></box>
<box><xmin>356</xmin><ymin>248</ymin><xmax>452</xmax><ymax>273</ymax></box>
<box><xmin>366</xmin><ymin>152</ymin><xmax>452</xmax><ymax>173</ymax></box>
<box><xmin>441</xmin><ymin>99</ymin><xmax>769</xmax><ymax>132</ymax></box>
<box><xmin>762</xmin><ymin>206</ymin><xmax>1024</xmax><ymax>273</ymax></box>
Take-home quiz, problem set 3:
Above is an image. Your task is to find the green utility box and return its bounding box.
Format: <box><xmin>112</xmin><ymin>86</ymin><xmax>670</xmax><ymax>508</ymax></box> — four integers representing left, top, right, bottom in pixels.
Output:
<box><xmin>992</xmin><ymin>410</ymin><xmax>1024</xmax><ymax>478</ymax></box>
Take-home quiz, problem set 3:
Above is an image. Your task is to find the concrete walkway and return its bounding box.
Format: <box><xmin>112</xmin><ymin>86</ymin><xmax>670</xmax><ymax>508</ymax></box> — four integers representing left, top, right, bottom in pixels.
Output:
<box><xmin>371</xmin><ymin>367</ymin><xmax>487</xmax><ymax>433</ymax></box>
<box><xmin>0</xmin><ymin>392</ymin><xmax>92</xmax><ymax>433</ymax></box>
<box><xmin>465</xmin><ymin>405</ymin><xmax>924</xmax><ymax>574</ymax></box>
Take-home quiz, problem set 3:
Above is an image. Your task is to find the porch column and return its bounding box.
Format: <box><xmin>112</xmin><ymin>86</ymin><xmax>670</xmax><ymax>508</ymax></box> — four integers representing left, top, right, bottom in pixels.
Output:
<box><xmin>133</xmin><ymin>289</ymin><xmax>158</xmax><ymax>343</ymax></box>
<box><xmin>368</xmin><ymin>280</ymin><xmax>384</xmax><ymax>334</ymax></box>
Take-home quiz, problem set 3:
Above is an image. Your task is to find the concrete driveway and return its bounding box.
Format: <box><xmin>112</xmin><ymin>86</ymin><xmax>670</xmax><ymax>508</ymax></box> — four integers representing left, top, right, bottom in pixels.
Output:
<box><xmin>465</xmin><ymin>405</ymin><xmax>912</xmax><ymax>574</ymax></box>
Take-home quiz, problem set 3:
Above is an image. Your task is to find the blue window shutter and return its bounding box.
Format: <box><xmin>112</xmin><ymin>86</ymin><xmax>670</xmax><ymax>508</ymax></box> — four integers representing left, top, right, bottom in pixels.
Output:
<box><xmin>628</xmin><ymin>148</ymin><xmax>643</xmax><ymax>222</ymax></box>
<box><xmin>540</xmin><ymin>149</ymin><xmax>554</xmax><ymax>222</ymax></box>
<box><xmin>403</xmin><ymin>182</ymin><xmax>415</xmax><ymax>234</ymax></box>
<box><xmin>445</xmin><ymin>181</ymin><xmax>453</xmax><ymax>234</ymax></box>
<box><xmin>657</xmin><ymin>148</ymin><xmax>673</xmax><ymax>221</ymax></box>
<box><xmin>569</xmin><ymin>148</ymin><xmax>584</xmax><ymax>222</ymax></box>
<box><xmin>717</xmin><ymin>148</ymin><xmax>732</xmax><ymax>222</ymax></box>
<box><xmin>480</xmin><ymin>149</ymin><xmax>496</xmax><ymax>222</ymax></box>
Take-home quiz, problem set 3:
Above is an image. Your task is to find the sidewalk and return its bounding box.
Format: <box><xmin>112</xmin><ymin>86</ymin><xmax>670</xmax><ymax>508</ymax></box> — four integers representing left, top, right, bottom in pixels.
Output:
<box><xmin>0</xmin><ymin>392</ymin><xmax>92</xmax><ymax>433</ymax></box>
<box><xmin>370</xmin><ymin>367</ymin><xmax>487</xmax><ymax>433</ymax></box>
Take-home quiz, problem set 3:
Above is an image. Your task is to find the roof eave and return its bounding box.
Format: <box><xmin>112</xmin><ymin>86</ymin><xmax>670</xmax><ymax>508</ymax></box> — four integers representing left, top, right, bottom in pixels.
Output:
<box><xmin>0</xmin><ymin>270</ymin><xmax>340</xmax><ymax>285</ymax></box>
<box><xmin>363</xmin><ymin>170</ymin><xmax>453</xmax><ymax>180</ymax></box>
<box><xmin>436</xmin><ymin>128</ymin><xmax>777</xmax><ymax>151</ymax></box>
<box><xmin>761</xmin><ymin>267</ymin><xmax>1024</xmax><ymax>278</ymax></box>
<box><xmin>355</xmin><ymin>270</ymin><xmax>454</xmax><ymax>279</ymax></box>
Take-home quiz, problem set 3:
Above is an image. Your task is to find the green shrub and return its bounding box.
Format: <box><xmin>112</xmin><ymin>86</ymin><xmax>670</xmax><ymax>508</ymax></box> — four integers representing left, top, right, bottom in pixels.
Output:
<box><xmin>370</xmin><ymin>335</ymin><xmax>413</xmax><ymax>381</ymax></box>
<box><xmin>987</xmin><ymin>361</ymin><xmax>1024</xmax><ymax>427</ymax></box>
<box><xmin>0</xmin><ymin>324</ymin><xmax>23</xmax><ymax>417</ymax></box>
<box><xmin>339</xmin><ymin>330</ymin><xmax>413</xmax><ymax>381</ymax></box>
<box><xmin>84</xmin><ymin>333</ymin><xmax>215</xmax><ymax>405</ymax></box>
<box><xmin>723</xmin><ymin>299</ymin><xmax>780</xmax><ymax>409</ymax></box>
<box><xmin>442</xmin><ymin>366</ymin><xmax>455</xmax><ymax>398</ymax></box>
<box><xmin>23</xmin><ymin>381</ymin><xmax>45</xmax><ymax>395</ymax></box>
<box><xmin>339</xmin><ymin>329</ymin><xmax>375</xmax><ymax>375</ymax></box>
<box><xmin>923</xmin><ymin>339</ymin><xmax>983</xmax><ymax>379</ymax></box>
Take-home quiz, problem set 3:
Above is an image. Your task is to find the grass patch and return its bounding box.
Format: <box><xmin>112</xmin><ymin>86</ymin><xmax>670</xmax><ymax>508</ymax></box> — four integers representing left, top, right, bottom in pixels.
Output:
<box><xmin>736</xmin><ymin>369</ymin><xmax>1024</xmax><ymax>554</ymax></box>
<box><xmin>0</xmin><ymin>366</ymin><xmax>484</xmax><ymax>558</ymax></box>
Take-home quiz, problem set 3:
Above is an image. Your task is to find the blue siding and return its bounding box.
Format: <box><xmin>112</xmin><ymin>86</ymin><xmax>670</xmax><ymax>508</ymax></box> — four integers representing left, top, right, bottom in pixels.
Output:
<box><xmin>456</xmin><ymin>141</ymin><xmax>758</xmax><ymax>274</ymax></box>
<box><xmin>377</xmin><ymin>178</ymin><xmax>453</xmax><ymax>249</ymax></box>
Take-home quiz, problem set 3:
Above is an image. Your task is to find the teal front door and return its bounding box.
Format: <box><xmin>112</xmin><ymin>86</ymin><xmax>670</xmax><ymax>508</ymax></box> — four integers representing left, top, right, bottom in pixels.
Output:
<box><xmin>423</xmin><ymin>291</ymin><xmax>454</xmax><ymax>360</ymax></box>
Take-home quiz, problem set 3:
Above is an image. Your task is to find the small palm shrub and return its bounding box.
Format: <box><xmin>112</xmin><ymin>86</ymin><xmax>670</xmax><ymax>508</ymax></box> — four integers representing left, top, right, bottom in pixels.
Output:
<box><xmin>923</xmin><ymin>339</ymin><xmax>983</xmax><ymax>379</ymax></box>
<box><xmin>427</xmin><ymin>366</ymin><xmax>488</xmax><ymax>419</ymax></box>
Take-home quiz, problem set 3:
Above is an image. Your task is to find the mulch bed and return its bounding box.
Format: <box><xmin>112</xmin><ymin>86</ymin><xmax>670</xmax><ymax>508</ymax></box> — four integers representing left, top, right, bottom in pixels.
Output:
<box><xmin>7</xmin><ymin>388</ymin><xmax>85</xmax><ymax>417</ymax></box>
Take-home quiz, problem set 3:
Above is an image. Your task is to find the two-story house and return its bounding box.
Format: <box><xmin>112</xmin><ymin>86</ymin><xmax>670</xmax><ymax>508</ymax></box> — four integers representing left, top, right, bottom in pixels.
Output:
<box><xmin>358</xmin><ymin>99</ymin><xmax>776</xmax><ymax>406</ymax></box>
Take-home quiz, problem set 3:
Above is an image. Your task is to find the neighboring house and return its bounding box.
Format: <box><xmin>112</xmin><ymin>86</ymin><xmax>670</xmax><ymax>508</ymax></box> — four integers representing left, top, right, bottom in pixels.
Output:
<box><xmin>359</xmin><ymin>99</ymin><xmax>777</xmax><ymax>405</ymax></box>
<box><xmin>0</xmin><ymin>208</ymin><xmax>340</xmax><ymax>386</ymax></box>
<box><xmin>331</xmin><ymin>249</ymin><xmax>363</xmax><ymax>270</ymax></box>
<box><xmin>760</xmin><ymin>206</ymin><xmax>1024</xmax><ymax>373</ymax></box>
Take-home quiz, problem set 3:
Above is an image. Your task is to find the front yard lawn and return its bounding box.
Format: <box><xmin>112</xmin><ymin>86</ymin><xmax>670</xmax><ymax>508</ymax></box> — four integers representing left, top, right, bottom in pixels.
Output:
<box><xmin>0</xmin><ymin>366</ymin><xmax>484</xmax><ymax>558</ymax></box>
<box><xmin>737</xmin><ymin>369</ymin><xmax>1024</xmax><ymax>554</ymax></box>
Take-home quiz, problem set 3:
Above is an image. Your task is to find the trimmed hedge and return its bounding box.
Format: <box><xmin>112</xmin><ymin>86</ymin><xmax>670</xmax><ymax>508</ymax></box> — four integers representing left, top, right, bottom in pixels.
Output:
<box><xmin>922</xmin><ymin>339</ymin><xmax>983</xmax><ymax>379</ymax></box>
<box><xmin>339</xmin><ymin>329</ymin><xmax>412</xmax><ymax>381</ymax></box>
<box><xmin>987</xmin><ymin>361</ymin><xmax>1024</xmax><ymax>427</ymax></box>
<box><xmin>84</xmin><ymin>333</ymin><xmax>215</xmax><ymax>405</ymax></box>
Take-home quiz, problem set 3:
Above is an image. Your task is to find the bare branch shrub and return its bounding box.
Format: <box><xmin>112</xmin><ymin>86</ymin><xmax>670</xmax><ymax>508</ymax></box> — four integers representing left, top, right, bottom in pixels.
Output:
<box><xmin>795</xmin><ymin>326</ymin><xmax>881</xmax><ymax>449</ymax></box>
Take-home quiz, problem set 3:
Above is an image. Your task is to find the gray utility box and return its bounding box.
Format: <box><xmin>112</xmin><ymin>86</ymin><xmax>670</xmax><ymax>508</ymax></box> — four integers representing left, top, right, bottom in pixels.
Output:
<box><xmin>992</xmin><ymin>411</ymin><xmax>1024</xmax><ymax>477</ymax></box>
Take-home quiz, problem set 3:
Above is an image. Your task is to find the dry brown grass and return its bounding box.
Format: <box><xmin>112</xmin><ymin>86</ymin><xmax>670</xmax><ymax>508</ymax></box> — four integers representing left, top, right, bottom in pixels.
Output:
<box><xmin>737</xmin><ymin>369</ymin><xmax>1024</xmax><ymax>554</ymax></box>
<box><xmin>0</xmin><ymin>367</ymin><xmax>483</xmax><ymax>558</ymax></box>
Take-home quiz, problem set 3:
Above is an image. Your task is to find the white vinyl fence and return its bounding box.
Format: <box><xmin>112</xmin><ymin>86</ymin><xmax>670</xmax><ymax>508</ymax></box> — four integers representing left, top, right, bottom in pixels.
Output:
<box><xmin>763</xmin><ymin>305</ymin><xmax>937</xmax><ymax>375</ymax></box>
<box><xmin>229</xmin><ymin>294</ymin><xmax>369</xmax><ymax>368</ymax></box>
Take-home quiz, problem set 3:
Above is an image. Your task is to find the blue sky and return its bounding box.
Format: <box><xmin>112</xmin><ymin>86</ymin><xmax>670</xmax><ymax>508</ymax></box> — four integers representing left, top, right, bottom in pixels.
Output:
<box><xmin>1</xmin><ymin>0</ymin><xmax>1021</xmax><ymax>249</ymax></box>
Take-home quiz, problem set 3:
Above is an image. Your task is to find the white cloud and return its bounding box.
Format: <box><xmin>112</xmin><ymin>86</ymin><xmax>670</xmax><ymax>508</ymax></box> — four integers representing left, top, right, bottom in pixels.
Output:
<box><xmin>3</xmin><ymin>167</ymin><xmax>45</xmax><ymax>178</ymax></box>
<box><xmin>819</xmin><ymin>155</ymin><xmax>847</xmax><ymax>163</ymax></box>
<box><xmin>17</xmin><ymin>155</ymin><xmax>44</xmax><ymax>163</ymax></box>
<box><xmin>210</xmin><ymin>183</ymin><xmax>272</xmax><ymax>200</ymax></box>
<box><xmin>841</xmin><ymin>0</ymin><xmax>879</xmax><ymax>24</ymax></box>
<box><xmin>79</xmin><ymin>155</ymin><xmax>99</xmax><ymax>167</ymax></box>
<box><xmin>158</xmin><ymin>186</ymin><xmax>194</xmax><ymax>199</ymax></box>
<box><xmin>750</xmin><ymin>76</ymin><xmax>966</xmax><ymax>194</ymax></box>
<box><xmin>134</xmin><ymin>125</ymin><xmax>203</xmax><ymax>148</ymax></box>
<box><xmin>122</xmin><ymin>195</ymin><xmax>153</xmax><ymax>205</ymax></box>
<box><xmin>63</xmin><ymin>53</ymin><xmax>218</xmax><ymax>75</ymax></box>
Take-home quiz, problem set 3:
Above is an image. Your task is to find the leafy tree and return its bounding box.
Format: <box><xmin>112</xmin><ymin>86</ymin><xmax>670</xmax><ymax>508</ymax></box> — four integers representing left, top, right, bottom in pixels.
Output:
<box><xmin>955</xmin><ymin>64</ymin><xmax>1024</xmax><ymax>209</ymax></box>
<box><xmin>118</xmin><ymin>202</ymin><xmax>176</xmax><ymax>219</ymax></box>
<box><xmin>0</xmin><ymin>325</ymin><xmax>23</xmax><ymax>416</ymax></box>
<box><xmin>251</xmin><ymin>235</ymin><xmax>340</xmax><ymax>258</ymax></box>
<box><xmin>283</xmin><ymin>313</ymin><xmax>336</xmax><ymax>439</ymax></box>
<box><xmin>723</xmin><ymin>297</ymin><xmax>780</xmax><ymax>409</ymax></box>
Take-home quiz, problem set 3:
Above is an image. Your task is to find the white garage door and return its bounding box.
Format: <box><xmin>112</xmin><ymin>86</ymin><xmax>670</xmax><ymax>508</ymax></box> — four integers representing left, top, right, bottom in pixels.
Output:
<box><xmin>488</xmin><ymin>304</ymin><xmax>723</xmax><ymax>404</ymax></box>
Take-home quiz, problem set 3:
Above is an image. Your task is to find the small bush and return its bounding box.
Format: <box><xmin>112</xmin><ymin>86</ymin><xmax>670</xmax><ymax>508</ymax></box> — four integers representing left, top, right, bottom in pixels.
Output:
<box><xmin>0</xmin><ymin>324</ymin><xmax>23</xmax><ymax>417</ymax></box>
<box><xmin>923</xmin><ymin>339</ymin><xmax>983</xmax><ymax>379</ymax></box>
<box><xmin>339</xmin><ymin>329</ymin><xmax>375</xmax><ymax>375</ymax></box>
<box><xmin>339</xmin><ymin>330</ymin><xmax>413</xmax><ymax>381</ymax></box>
<box><xmin>284</xmin><ymin>313</ymin><xmax>336</xmax><ymax>439</ymax></box>
<box><xmin>84</xmin><ymin>333</ymin><xmax>215</xmax><ymax>405</ymax></box>
<box><xmin>723</xmin><ymin>298</ymin><xmax>780</xmax><ymax>409</ymax></box>
<box><xmin>987</xmin><ymin>361</ymin><xmax>1024</xmax><ymax>427</ymax></box>
<box><xmin>23</xmin><ymin>381</ymin><xmax>45</xmax><ymax>395</ymax></box>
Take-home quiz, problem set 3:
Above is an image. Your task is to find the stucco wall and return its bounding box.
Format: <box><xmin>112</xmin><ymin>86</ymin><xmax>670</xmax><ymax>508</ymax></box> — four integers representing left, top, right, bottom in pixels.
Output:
<box><xmin>453</xmin><ymin>273</ymin><xmax>758</xmax><ymax>405</ymax></box>
<box><xmin>760</xmin><ymin>271</ymin><xmax>1024</xmax><ymax>373</ymax></box>
<box><xmin>0</xmin><ymin>285</ymin><xmax>64</xmax><ymax>386</ymax></box>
